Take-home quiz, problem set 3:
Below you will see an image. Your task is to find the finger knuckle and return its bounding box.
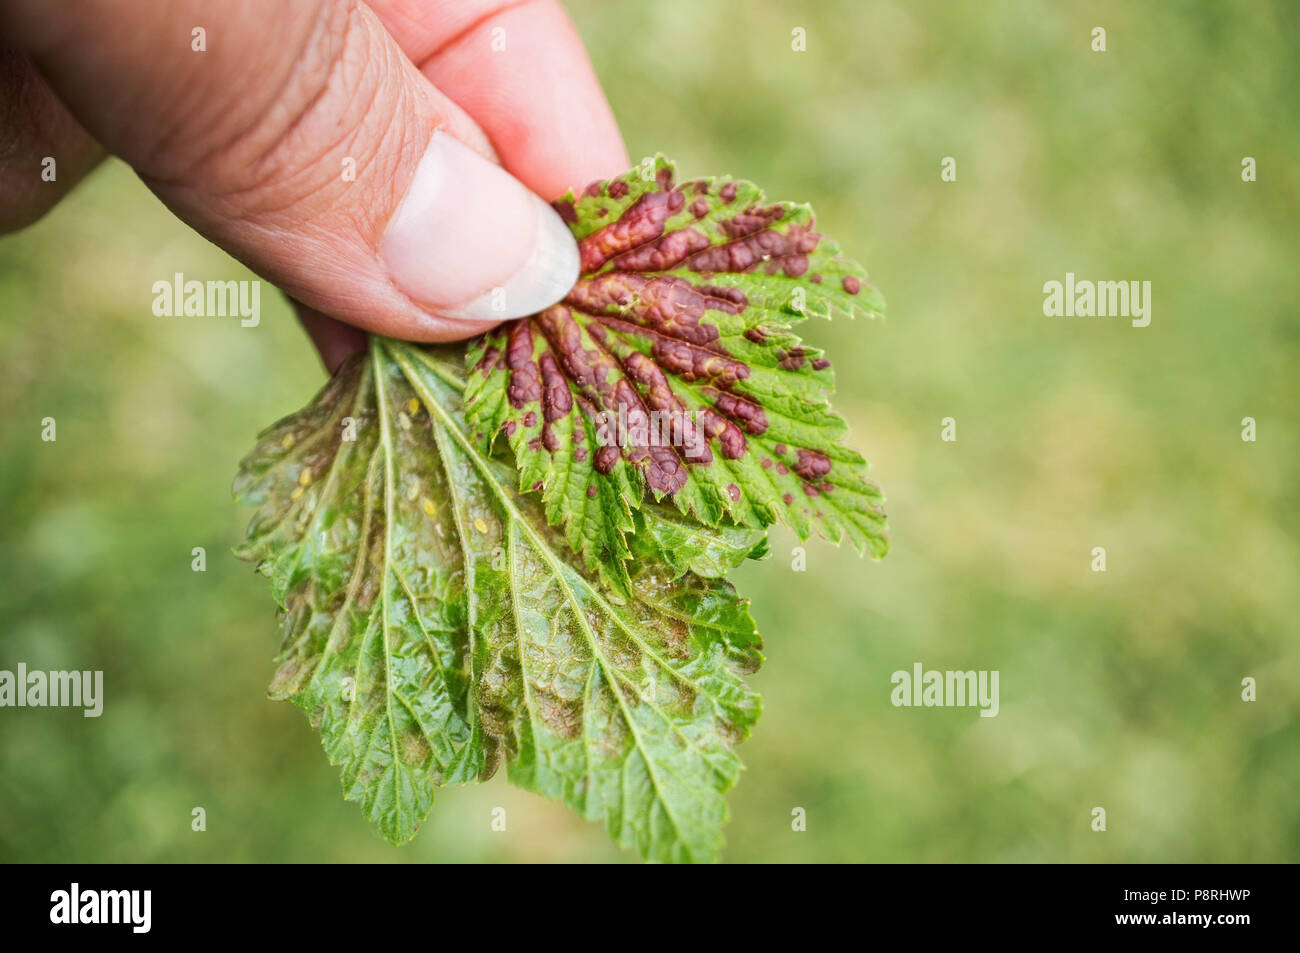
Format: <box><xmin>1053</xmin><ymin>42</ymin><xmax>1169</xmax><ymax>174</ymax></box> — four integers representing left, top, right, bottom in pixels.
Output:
<box><xmin>171</xmin><ymin>2</ymin><xmax>405</xmax><ymax>222</ymax></box>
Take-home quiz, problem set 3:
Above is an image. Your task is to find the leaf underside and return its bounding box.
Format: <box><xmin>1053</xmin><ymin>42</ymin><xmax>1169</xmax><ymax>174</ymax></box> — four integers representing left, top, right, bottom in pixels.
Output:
<box><xmin>465</xmin><ymin>156</ymin><xmax>888</xmax><ymax>581</ymax></box>
<box><xmin>236</xmin><ymin>157</ymin><xmax>890</xmax><ymax>862</ymax></box>
<box><xmin>234</xmin><ymin>341</ymin><xmax>764</xmax><ymax>862</ymax></box>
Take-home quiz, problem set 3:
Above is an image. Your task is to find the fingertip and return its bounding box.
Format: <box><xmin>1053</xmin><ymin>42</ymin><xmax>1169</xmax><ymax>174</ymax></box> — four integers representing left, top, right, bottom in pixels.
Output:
<box><xmin>415</xmin><ymin>0</ymin><xmax>630</xmax><ymax>200</ymax></box>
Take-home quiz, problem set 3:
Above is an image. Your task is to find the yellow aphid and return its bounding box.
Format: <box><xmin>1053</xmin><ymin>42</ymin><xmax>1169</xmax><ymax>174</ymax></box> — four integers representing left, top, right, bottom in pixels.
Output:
<box><xmin>473</xmin><ymin>518</ymin><xmax>488</xmax><ymax>534</ymax></box>
<box><xmin>397</xmin><ymin>411</ymin><xmax>412</xmax><ymax>430</ymax></box>
<box><xmin>290</xmin><ymin>486</ymin><xmax>304</xmax><ymax>501</ymax></box>
<box><xmin>408</xmin><ymin>398</ymin><xmax>421</xmax><ymax>416</ymax></box>
<box><xmin>405</xmin><ymin>483</ymin><xmax>419</xmax><ymax>501</ymax></box>
<box><xmin>298</xmin><ymin>470</ymin><xmax>312</xmax><ymax>487</ymax></box>
<box><xmin>423</xmin><ymin>498</ymin><xmax>436</xmax><ymax>517</ymax></box>
<box><xmin>280</xmin><ymin>434</ymin><xmax>295</xmax><ymax>450</ymax></box>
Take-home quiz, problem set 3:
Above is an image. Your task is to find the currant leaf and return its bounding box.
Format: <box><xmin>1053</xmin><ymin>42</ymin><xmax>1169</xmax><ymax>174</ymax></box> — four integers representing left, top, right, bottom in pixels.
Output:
<box><xmin>234</xmin><ymin>340</ymin><xmax>764</xmax><ymax>861</ymax></box>
<box><xmin>465</xmin><ymin>156</ymin><xmax>888</xmax><ymax>577</ymax></box>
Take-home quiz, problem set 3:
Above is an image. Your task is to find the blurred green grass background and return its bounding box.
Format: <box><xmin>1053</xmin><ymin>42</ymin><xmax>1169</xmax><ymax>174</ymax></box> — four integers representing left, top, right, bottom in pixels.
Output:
<box><xmin>2</xmin><ymin>0</ymin><xmax>1297</xmax><ymax>862</ymax></box>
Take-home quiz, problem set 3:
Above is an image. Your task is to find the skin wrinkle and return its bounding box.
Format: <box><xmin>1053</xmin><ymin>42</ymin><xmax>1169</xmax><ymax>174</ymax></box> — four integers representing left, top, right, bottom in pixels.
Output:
<box><xmin>116</xmin><ymin>1</ymin><xmax>342</xmax><ymax>185</ymax></box>
<box><xmin>412</xmin><ymin>0</ymin><xmax>539</xmax><ymax>73</ymax></box>
<box><xmin>240</xmin><ymin>0</ymin><xmax>372</xmax><ymax>185</ymax></box>
<box><xmin>179</xmin><ymin>42</ymin><xmax>403</xmax><ymax>223</ymax></box>
<box><xmin>146</xmin><ymin>2</ymin><xmax>377</xmax><ymax>206</ymax></box>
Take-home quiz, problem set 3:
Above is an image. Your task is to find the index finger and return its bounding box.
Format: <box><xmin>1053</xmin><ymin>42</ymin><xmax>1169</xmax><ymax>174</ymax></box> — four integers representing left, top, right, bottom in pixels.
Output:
<box><xmin>368</xmin><ymin>0</ymin><xmax>629</xmax><ymax>200</ymax></box>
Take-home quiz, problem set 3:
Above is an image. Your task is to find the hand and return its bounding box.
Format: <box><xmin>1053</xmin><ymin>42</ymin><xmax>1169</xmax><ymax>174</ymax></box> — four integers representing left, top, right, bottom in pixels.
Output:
<box><xmin>0</xmin><ymin>0</ymin><xmax>628</xmax><ymax>369</ymax></box>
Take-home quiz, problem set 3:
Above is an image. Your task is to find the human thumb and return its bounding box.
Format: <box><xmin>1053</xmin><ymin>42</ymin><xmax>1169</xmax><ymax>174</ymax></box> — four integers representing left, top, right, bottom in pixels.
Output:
<box><xmin>0</xmin><ymin>0</ymin><xmax>579</xmax><ymax>340</ymax></box>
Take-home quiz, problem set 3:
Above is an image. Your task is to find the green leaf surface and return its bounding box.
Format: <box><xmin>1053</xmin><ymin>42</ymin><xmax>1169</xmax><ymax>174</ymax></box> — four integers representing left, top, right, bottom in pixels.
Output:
<box><xmin>465</xmin><ymin>156</ymin><xmax>888</xmax><ymax>577</ymax></box>
<box><xmin>234</xmin><ymin>340</ymin><xmax>764</xmax><ymax>861</ymax></box>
